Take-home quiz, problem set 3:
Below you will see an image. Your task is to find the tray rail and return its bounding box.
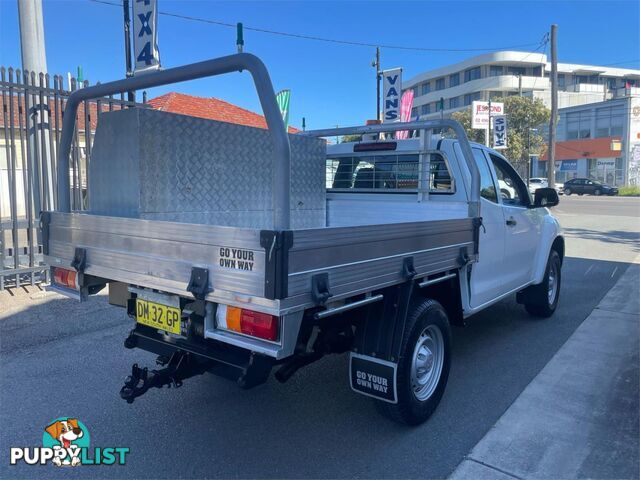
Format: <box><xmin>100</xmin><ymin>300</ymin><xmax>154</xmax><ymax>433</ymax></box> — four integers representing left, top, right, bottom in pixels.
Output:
<box><xmin>44</xmin><ymin>212</ymin><xmax>476</xmax><ymax>316</ymax></box>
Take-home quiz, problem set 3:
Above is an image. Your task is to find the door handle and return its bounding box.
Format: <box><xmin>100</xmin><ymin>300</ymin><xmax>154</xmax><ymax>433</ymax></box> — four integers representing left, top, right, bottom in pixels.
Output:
<box><xmin>506</xmin><ymin>217</ymin><xmax>517</xmax><ymax>226</ymax></box>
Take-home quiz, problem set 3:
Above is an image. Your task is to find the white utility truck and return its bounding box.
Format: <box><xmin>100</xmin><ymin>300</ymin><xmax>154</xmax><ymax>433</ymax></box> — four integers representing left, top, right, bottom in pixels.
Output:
<box><xmin>43</xmin><ymin>54</ymin><xmax>563</xmax><ymax>425</ymax></box>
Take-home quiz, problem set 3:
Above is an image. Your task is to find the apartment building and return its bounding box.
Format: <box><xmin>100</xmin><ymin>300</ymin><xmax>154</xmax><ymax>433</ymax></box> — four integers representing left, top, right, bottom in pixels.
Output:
<box><xmin>403</xmin><ymin>51</ymin><xmax>640</xmax><ymax>119</ymax></box>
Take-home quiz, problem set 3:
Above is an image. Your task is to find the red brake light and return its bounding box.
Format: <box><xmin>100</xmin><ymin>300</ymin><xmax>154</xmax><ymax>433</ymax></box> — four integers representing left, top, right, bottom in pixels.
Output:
<box><xmin>52</xmin><ymin>267</ymin><xmax>79</xmax><ymax>290</ymax></box>
<box><xmin>240</xmin><ymin>309</ymin><xmax>278</xmax><ymax>341</ymax></box>
<box><xmin>216</xmin><ymin>305</ymin><xmax>279</xmax><ymax>341</ymax></box>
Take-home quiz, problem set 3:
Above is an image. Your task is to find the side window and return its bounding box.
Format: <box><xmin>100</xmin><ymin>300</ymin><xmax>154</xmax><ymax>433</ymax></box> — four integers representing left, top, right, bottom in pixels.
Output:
<box><xmin>429</xmin><ymin>153</ymin><xmax>454</xmax><ymax>193</ymax></box>
<box><xmin>473</xmin><ymin>148</ymin><xmax>498</xmax><ymax>203</ymax></box>
<box><xmin>488</xmin><ymin>153</ymin><xmax>530</xmax><ymax>207</ymax></box>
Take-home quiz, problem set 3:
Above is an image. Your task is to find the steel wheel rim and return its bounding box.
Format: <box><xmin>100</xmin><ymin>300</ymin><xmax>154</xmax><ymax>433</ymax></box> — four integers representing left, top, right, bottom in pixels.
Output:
<box><xmin>410</xmin><ymin>325</ymin><xmax>444</xmax><ymax>401</ymax></box>
<box><xmin>548</xmin><ymin>260</ymin><xmax>558</xmax><ymax>304</ymax></box>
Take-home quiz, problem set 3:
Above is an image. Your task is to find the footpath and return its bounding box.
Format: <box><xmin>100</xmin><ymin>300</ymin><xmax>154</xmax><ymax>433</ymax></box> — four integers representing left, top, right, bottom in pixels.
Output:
<box><xmin>450</xmin><ymin>259</ymin><xmax>640</xmax><ymax>479</ymax></box>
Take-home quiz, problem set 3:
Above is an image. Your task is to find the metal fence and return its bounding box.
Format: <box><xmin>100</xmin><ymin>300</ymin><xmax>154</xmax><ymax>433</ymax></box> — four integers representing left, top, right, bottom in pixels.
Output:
<box><xmin>0</xmin><ymin>66</ymin><xmax>144</xmax><ymax>290</ymax></box>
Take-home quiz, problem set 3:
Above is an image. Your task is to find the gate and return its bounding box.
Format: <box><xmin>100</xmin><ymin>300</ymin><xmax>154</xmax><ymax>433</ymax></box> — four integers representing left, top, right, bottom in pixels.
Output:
<box><xmin>0</xmin><ymin>67</ymin><xmax>144</xmax><ymax>290</ymax></box>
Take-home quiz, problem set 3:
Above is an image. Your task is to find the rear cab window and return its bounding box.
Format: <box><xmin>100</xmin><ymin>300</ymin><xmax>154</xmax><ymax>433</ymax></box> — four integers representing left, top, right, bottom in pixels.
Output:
<box><xmin>326</xmin><ymin>152</ymin><xmax>454</xmax><ymax>193</ymax></box>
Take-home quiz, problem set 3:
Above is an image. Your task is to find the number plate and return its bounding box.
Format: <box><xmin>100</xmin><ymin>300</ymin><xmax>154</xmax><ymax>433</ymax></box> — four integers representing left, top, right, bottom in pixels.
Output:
<box><xmin>135</xmin><ymin>298</ymin><xmax>181</xmax><ymax>335</ymax></box>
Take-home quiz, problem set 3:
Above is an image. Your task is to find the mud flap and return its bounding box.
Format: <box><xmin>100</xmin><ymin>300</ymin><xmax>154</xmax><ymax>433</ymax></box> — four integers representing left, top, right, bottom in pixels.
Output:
<box><xmin>349</xmin><ymin>353</ymin><xmax>397</xmax><ymax>404</ymax></box>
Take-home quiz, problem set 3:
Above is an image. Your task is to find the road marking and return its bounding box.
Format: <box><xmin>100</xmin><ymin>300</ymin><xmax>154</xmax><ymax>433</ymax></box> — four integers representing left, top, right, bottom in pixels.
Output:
<box><xmin>611</xmin><ymin>266</ymin><xmax>618</xmax><ymax>278</ymax></box>
<box><xmin>584</xmin><ymin>265</ymin><xmax>594</xmax><ymax>276</ymax></box>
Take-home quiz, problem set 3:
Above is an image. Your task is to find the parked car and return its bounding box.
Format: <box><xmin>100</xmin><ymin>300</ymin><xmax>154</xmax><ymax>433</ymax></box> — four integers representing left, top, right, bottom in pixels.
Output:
<box><xmin>498</xmin><ymin>179</ymin><xmax>516</xmax><ymax>199</ymax></box>
<box><xmin>528</xmin><ymin>177</ymin><xmax>548</xmax><ymax>194</ymax></box>
<box><xmin>563</xmin><ymin>178</ymin><xmax>618</xmax><ymax>196</ymax></box>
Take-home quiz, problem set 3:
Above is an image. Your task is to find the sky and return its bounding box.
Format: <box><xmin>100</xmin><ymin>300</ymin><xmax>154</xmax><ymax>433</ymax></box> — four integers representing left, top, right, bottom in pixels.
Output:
<box><xmin>1</xmin><ymin>0</ymin><xmax>639</xmax><ymax>129</ymax></box>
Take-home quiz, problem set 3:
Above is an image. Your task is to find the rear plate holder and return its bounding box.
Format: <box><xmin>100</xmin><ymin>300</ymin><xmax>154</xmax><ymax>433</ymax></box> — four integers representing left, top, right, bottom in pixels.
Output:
<box><xmin>349</xmin><ymin>353</ymin><xmax>397</xmax><ymax>404</ymax></box>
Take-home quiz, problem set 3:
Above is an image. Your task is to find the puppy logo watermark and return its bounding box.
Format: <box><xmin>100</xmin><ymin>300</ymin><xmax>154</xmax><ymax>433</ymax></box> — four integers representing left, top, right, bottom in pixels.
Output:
<box><xmin>9</xmin><ymin>417</ymin><xmax>129</xmax><ymax>467</ymax></box>
<box><xmin>43</xmin><ymin>418</ymin><xmax>89</xmax><ymax>466</ymax></box>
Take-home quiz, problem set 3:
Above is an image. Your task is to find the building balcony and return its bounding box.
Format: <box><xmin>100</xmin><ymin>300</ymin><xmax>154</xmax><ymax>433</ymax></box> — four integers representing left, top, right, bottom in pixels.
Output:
<box><xmin>613</xmin><ymin>86</ymin><xmax>640</xmax><ymax>98</ymax></box>
<box><xmin>411</xmin><ymin>75</ymin><xmax>550</xmax><ymax>106</ymax></box>
<box><xmin>569</xmin><ymin>83</ymin><xmax>606</xmax><ymax>94</ymax></box>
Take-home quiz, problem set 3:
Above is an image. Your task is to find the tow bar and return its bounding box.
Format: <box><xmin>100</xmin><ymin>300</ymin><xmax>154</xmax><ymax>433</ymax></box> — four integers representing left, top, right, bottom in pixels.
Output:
<box><xmin>119</xmin><ymin>351</ymin><xmax>210</xmax><ymax>403</ymax></box>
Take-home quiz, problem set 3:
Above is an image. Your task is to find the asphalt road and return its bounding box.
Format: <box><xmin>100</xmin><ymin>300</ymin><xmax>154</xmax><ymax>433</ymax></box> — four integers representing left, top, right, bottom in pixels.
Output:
<box><xmin>1</xmin><ymin>196</ymin><xmax>638</xmax><ymax>479</ymax></box>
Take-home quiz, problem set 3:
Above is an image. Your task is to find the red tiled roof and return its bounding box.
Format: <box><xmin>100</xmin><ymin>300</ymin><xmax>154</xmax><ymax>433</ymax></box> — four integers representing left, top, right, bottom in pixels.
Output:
<box><xmin>147</xmin><ymin>92</ymin><xmax>300</xmax><ymax>134</ymax></box>
<box><xmin>0</xmin><ymin>91</ymin><xmax>299</xmax><ymax>135</ymax></box>
<box><xmin>0</xmin><ymin>95</ymin><xmax>122</xmax><ymax>131</ymax></box>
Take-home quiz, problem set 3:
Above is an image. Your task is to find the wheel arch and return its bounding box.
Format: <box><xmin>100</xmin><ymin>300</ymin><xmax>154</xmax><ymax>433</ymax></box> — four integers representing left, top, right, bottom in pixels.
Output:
<box><xmin>413</xmin><ymin>274</ymin><xmax>464</xmax><ymax>326</ymax></box>
<box><xmin>532</xmin><ymin>228</ymin><xmax>564</xmax><ymax>285</ymax></box>
<box><xmin>551</xmin><ymin>235</ymin><xmax>565</xmax><ymax>264</ymax></box>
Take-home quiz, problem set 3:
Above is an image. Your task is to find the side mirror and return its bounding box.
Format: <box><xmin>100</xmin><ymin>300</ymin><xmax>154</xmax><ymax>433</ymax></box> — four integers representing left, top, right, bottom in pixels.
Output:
<box><xmin>533</xmin><ymin>187</ymin><xmax>559</xmax><ymax>208</ymax></box>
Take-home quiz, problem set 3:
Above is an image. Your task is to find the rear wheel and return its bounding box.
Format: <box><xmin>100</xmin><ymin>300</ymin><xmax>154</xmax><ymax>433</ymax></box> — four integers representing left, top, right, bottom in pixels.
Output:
<box><xmin>564</xmin><ymin>188</ymin><xmax>572</xmax><ymax>195</ymax></box>
<box><xmin>377</xmin><ymin>299</ymin><xmax>451</xmax><ymax>425</ymax></box>
<box><xmin>523</xmin><ymin>250</ymin><xmax>561</xmax><ymax>318</ymax></box>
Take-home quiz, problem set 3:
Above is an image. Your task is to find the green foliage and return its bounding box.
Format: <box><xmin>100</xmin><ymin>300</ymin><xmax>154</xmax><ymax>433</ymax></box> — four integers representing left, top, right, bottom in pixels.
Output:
<box><xmin>341</xmin><ymin>134</ymin><xmax>363</xmax><ymax>143</ymax></box>
<box><xmin>618</xmin><ymin>186</ymin><xmax>640</xmax><ymax>196</ymax></box>
<box><xmin>450</xmin><ymin>96</ymin><xmax>550</xmax><ymax>177</ymax></box>
<box><xmin>450</xmin><ymin>110</ymin><xmax>485</xmax><ymax>143</ymax></box>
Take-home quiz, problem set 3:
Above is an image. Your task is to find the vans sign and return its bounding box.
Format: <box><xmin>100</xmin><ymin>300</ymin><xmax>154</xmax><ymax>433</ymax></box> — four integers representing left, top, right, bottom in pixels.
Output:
<box><xmin>382</xmin><ymin>68</ymin><xmax>402</xmax><ymax>123</ymax></box>
<box><xmin>493</xmin><ymin>115</ymin><xmax>508</xmax><ymax>149</ymax></box>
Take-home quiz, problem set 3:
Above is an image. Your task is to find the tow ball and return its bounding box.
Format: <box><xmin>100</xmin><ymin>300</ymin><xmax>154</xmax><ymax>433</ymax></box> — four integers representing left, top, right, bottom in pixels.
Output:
<box><xmin>119</xmin><ymin>351</ymin><xmax>209</xmax><ymax>403</ymax></box>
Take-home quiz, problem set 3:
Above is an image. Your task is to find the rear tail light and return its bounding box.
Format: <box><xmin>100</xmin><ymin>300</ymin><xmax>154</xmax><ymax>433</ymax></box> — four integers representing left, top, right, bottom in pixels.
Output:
<box><xmin>216</xmin><ymin>305</ymin><xmax>279</xmax><ymax>341</ymax></box>
<box><xmin>52</xmin><ymin>267</ymin><xmax>79</xmax><ymax>290</ymax></box>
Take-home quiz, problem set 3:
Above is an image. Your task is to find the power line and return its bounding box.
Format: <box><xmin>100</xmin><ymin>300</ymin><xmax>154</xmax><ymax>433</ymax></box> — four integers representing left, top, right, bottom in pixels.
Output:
<box><xmin>87</xmin><ymin>0</ymin><xmax>545</xmax><ymax>53</ymax></box>
<box><xmin>599</xmin><ymin>59</ymin><xmax>640</xmax><ymax>67</ymax></box>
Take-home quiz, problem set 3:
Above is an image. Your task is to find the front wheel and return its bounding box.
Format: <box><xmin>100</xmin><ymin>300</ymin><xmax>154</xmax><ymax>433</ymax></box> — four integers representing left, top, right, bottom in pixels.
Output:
<box><xmin>377</xmin><ymin>299</ymin><xmax>451</xmax><ymax>425</ymax></box>
<box><xmin>564</xmin><ymin>188</ymin><xmax>572</xmax><ymax>195</ymax></box>
<box><xmin>594</xmin><ymin>189</ymin><xmax>601</xmax><ymax>196</ymax></box>
<box><xmin>522</xmin><ymin>250</ymin><xmax>562</xmax><ymax>318</ymax></box>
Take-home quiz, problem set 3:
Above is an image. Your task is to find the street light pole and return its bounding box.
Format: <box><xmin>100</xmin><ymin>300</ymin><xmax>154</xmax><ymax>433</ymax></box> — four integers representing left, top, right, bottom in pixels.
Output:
<box><xmin>123</xmin><ymin>0</ymin><xmax>135</xmax><ymax>102</ymax></box>
<box><xmin>488</xmin><ymin>98</ymin><xmax>492</xmax><ymax>149</ymax></box>
<box><xmin>547</xmin><ymin>24</ymin><xmax>558</xmax><ymax>188</ymax></box>
<box><xmin>373</xmin><ymin>47</ymin><xmax>381</xmax><ymax>121</ymax></box>
<box><xmin>518</xmin><ymin>74</ymin><xmax>522</xmax><ymax>96</ymax></box>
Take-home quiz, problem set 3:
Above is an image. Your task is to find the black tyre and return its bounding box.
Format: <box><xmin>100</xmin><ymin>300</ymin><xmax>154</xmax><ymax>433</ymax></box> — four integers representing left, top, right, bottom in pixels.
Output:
<box><xmin>564</xmin><ymin>188</ymin><xmax>572</xmax><ymax>195</ymax></box>
<box><xmin>377</xmin><ymin>299</ymin><xmax>451</xmax><ymax>425</ymax></box>
<box><xmin>523</xmin><ymin>250</ymin><xmax>561</xmax><ymax>318</ymax></box>
<box><xmin>594</xmin><ymin>188</ymin><xmax>601</xmax><ymax>196</ymax></box>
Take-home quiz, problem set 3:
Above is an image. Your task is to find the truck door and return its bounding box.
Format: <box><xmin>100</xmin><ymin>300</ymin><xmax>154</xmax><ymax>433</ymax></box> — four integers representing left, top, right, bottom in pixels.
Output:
<box><xmin>487</xmin><ymin>152</ymin><xmax>542</xmax><ymax>291</ymax></box>
<box><xmin>469</xmin><ymin>148</ymin><xmax>506</xmax><ymax>308</ymax></box>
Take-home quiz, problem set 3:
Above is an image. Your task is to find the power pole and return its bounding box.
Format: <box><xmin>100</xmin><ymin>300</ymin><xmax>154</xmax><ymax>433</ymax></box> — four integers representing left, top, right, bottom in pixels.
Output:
<box><xmin>547</xmin><ymin>24</ymin><xmax>558</xmax><ymax>188</ymax></box>
<box><xmin>18</xmin><ymin>0</ymin><xmax>53</xmax><ymax>212</ymax></box>
<box><xmin>123</xmin><ymin>0</ymin><xmax>135</xmax><ymax>102</ymax></box>
<box><xmin>18</xmin><ymin>0</ymin><xmax>47</xmax><ymax>73</ymax></box>
<box><xmin>372</xmin><ymin>47</ymin><xmax>381</xmax><ymax>121</ymax></box>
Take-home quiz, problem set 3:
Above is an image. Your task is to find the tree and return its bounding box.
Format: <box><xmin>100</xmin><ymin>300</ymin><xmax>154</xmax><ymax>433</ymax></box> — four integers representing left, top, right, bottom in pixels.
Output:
<box><xmin>341</xmin><ymin>134</ymin><xmax>362</xmax><ymax>143</ymax></box>
<box><xmin>450</xmin><ymin>109</ymin><xmax>485</xmax><ymax>144</ymax></box>
<box><xmin>451</xmin><ymin>96</ymin><xmax>550</xmax><ymax>178</ymax></box>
